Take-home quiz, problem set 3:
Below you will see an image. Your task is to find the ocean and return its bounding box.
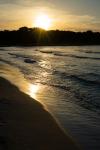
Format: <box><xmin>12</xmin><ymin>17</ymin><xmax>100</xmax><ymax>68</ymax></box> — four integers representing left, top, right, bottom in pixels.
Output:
<box><xmin>0</xmin><ymin>46</ymin><xmax>100</xmax><ymax>150</ymax></box>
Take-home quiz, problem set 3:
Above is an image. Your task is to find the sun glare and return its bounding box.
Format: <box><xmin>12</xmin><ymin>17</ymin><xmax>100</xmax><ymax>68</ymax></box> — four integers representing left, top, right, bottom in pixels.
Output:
<box><xmin>29</xmin><ymin>84</ymin><xmax>39</xmax><ymax>99</ymax></box>
<box><xmin>34</xmin><ymin>14</ymin><xmax>52</xmax><ymax>30</ymax></box>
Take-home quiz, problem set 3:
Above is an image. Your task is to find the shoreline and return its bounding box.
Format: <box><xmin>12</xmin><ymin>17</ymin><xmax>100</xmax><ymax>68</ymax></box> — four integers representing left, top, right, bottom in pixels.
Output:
<box><xmin>0</xmin><ymin>77</ymin><xmax>80</xmax><ymax>150</ymax></box>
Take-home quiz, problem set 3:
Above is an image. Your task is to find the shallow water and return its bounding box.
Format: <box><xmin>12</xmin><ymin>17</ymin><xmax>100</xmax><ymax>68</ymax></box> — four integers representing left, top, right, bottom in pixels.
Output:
<box><xmin>0</xmin><ymin>46</ymin><xmax>100</xmax><ymax>150</ymax></box>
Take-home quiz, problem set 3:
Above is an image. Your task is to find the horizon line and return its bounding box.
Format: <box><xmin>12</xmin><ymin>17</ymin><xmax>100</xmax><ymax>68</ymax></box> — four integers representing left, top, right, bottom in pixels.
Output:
<box><xmin>0</xmin><ymin>26</ymin><xmax>100</xmax><ymax>33</ymax></box>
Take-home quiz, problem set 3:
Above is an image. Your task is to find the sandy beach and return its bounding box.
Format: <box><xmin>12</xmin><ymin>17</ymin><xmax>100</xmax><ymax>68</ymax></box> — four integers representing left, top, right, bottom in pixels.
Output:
<box><xmin>0</xmin><ymin>77</ymin><xmax>80</xmax><ymax>150</ymax></box>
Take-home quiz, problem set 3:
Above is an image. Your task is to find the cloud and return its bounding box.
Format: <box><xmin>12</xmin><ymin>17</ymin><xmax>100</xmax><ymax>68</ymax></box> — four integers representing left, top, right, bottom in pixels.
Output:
<box><xmin>0</xmin><ymin>0</ymin><xmax>100</xmax><ymax>31</ymax></box>
<box><xmin>0</xmin><ymin>0</ymin><xmax>54</xmax><ymax>8</ymax></box>
<box><xmin>54</xmin><ymin>12</ymin><xmax>95</xmax><ymax>22</ymax></box>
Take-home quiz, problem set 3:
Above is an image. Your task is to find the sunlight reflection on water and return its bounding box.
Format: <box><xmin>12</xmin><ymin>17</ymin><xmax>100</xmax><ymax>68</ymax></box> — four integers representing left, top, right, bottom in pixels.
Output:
<box><xmin>0</xmin><ymin>63</ymin><xmax>43</xmax><ymax>103</ymax></box>
<box><xmin>28</xmin><ymin>83</ymin><xmax>41</xmax><ymax>99</ymax></box>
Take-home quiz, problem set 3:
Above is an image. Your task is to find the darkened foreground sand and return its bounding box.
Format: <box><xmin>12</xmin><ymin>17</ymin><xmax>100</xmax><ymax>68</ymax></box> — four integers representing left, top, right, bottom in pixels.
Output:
<box><xmin>0</xmin><ymin>77</ymin><xmax>80</xmax><ymax>150</ymax></box>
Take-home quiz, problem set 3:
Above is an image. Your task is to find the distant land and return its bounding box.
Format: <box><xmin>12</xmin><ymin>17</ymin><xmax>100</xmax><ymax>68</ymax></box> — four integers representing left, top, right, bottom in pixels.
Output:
<box><xmin>0</xmin><ymin>27</ymin><xmax>100</xmax><ymax>46</ymax></box>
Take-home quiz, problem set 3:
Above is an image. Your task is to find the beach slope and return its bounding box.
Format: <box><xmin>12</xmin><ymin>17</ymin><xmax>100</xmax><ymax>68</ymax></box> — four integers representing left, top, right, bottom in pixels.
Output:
<box><xmin>0</xmin><ymin>77</ymin><xmax>79</xmax><ymax>150</ymax></box>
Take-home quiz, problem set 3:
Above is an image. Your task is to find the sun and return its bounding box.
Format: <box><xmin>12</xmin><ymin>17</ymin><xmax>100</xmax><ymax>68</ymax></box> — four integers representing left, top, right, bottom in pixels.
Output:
<box><xmin>34</xmin><ymin>14</ymin><xmax>52</xmax><ymax>30</ymax></box>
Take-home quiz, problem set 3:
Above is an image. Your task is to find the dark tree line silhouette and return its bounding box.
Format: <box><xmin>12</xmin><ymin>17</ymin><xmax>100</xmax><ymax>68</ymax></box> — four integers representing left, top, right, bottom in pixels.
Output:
<box><xmin>0</xmin><ymin>27</ymin><xmax>100</xmax><ymax>46</ymax></box>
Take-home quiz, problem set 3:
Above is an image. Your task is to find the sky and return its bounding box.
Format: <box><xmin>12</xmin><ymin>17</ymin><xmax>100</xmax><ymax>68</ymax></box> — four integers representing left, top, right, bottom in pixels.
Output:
<box><xmin>0</xmin><ymin>0</ymin><xmax>100</xmax><ymax>31</ymax></box>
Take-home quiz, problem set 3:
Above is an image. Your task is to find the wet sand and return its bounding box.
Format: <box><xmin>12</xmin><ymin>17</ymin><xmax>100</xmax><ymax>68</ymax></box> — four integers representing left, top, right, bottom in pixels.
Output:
<box><xmin>0</xmin><ymin>77</ymin><xmax>80</xmax><ymax>150</ymax></box>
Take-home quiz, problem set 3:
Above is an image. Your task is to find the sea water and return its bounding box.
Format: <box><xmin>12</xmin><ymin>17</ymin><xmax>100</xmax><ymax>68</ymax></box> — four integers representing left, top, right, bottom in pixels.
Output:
<box><xmin>0</xmin><ymin>46</ymin><xmax>100</xmax><ymax>150</ymax></box>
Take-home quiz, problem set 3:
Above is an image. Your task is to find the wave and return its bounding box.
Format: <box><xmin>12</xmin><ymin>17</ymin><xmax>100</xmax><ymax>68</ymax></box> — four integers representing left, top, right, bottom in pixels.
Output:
<box><xmin>70</xmin><ymin>75</ymin><xmax>100</xmax><ymax>85</ymax></box>
<box><xmin>85</xmin><ymin>51</ymin><xmax>100</xmax><ymax>54</ymax></box>
<box><xmin>0</xmin><ymin>58</ymin><xmax>31</xmax><ymax>75</ymax></box>
<box><xmin>53</xmin><ymin>52</ymin><xmax>67</xmax><ymax>56</ymax></box>
<box><xmin>77</xmin><ymin>49</ymin><xmax>100</xmax><ymax>54</ymax></box>
<box><xmin>39</xmin><ymin>50</ymin><xmax>53</xmax><ymax>54</ymax></box>
<box><xmin>51</xmin><ymin>51</ymin><xmax>100</xmax><ymax>60</ymax></box>
<box><xmin>0</xmin><ymin>48</ymin><xmax>7</xmax><ymax>51</ymax></box>
<box><xmin>51</xmin><ymin>71</ymin><xmax>100</xmax><ymax>111</ymax></box>
<box><xmin>39</xmin><ymin>50</ymin><xmax>67</xmax><ymax>57</ymax></box>
<box><xmin>73</xmin><ymin>90</ymin><xmax>100</xmax><ymax>112</ymax></box>
<box><xmin>8</xmin><ymin>53</ymin><xmax>37</xmax><ymax>64</ymax></box>
<box><xmin>78</xmin><ymin>56</ymin><xmax>100</xmax><ymax>60</ymax></box>
<box><xmin>0</xmin><ymin>58</ymin><xmax>13</xmax><ymax>65</ymax></box>
<box><xmin>37</xmin><ymin>80</ymin><xmax>100</xmax><ymax>113</ymax></box>
<box><xmin>53</xmin><ymin>71</ymin><xmax>100</xmax><ymax>86</ymax></box>
<box><xmin>8</xmin><ymin>53</ymin><xmax>28</xmax><ymax>59</ymax></box>
<box><xmin>66</xmin><ymin>55</ymin><xmax>100</xmax><ymax>60</ymax></box>
<box><xmin>67</xmin><ymin>54</ymin><xmax>100</xmax><ymax>60</ymax></box>
<box><xmin>21</xmin><ymin>49</ymin><xmax>100</xmax><ymax>60</ymax></box>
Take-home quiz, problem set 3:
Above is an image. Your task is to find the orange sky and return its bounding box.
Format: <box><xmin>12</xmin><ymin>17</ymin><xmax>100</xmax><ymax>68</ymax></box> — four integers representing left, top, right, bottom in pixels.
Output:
<box><xmin>0</xmin><ymin>0</ymin><xmax>100</xmax><ymax>31</ymax></box>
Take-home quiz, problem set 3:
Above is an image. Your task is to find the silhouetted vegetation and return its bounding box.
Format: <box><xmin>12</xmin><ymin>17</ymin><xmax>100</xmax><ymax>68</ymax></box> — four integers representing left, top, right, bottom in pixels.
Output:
<box><xmin>0</xmin><ymin>27</ymin><xmax>100</xmax><ymax>46</ymax></box>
